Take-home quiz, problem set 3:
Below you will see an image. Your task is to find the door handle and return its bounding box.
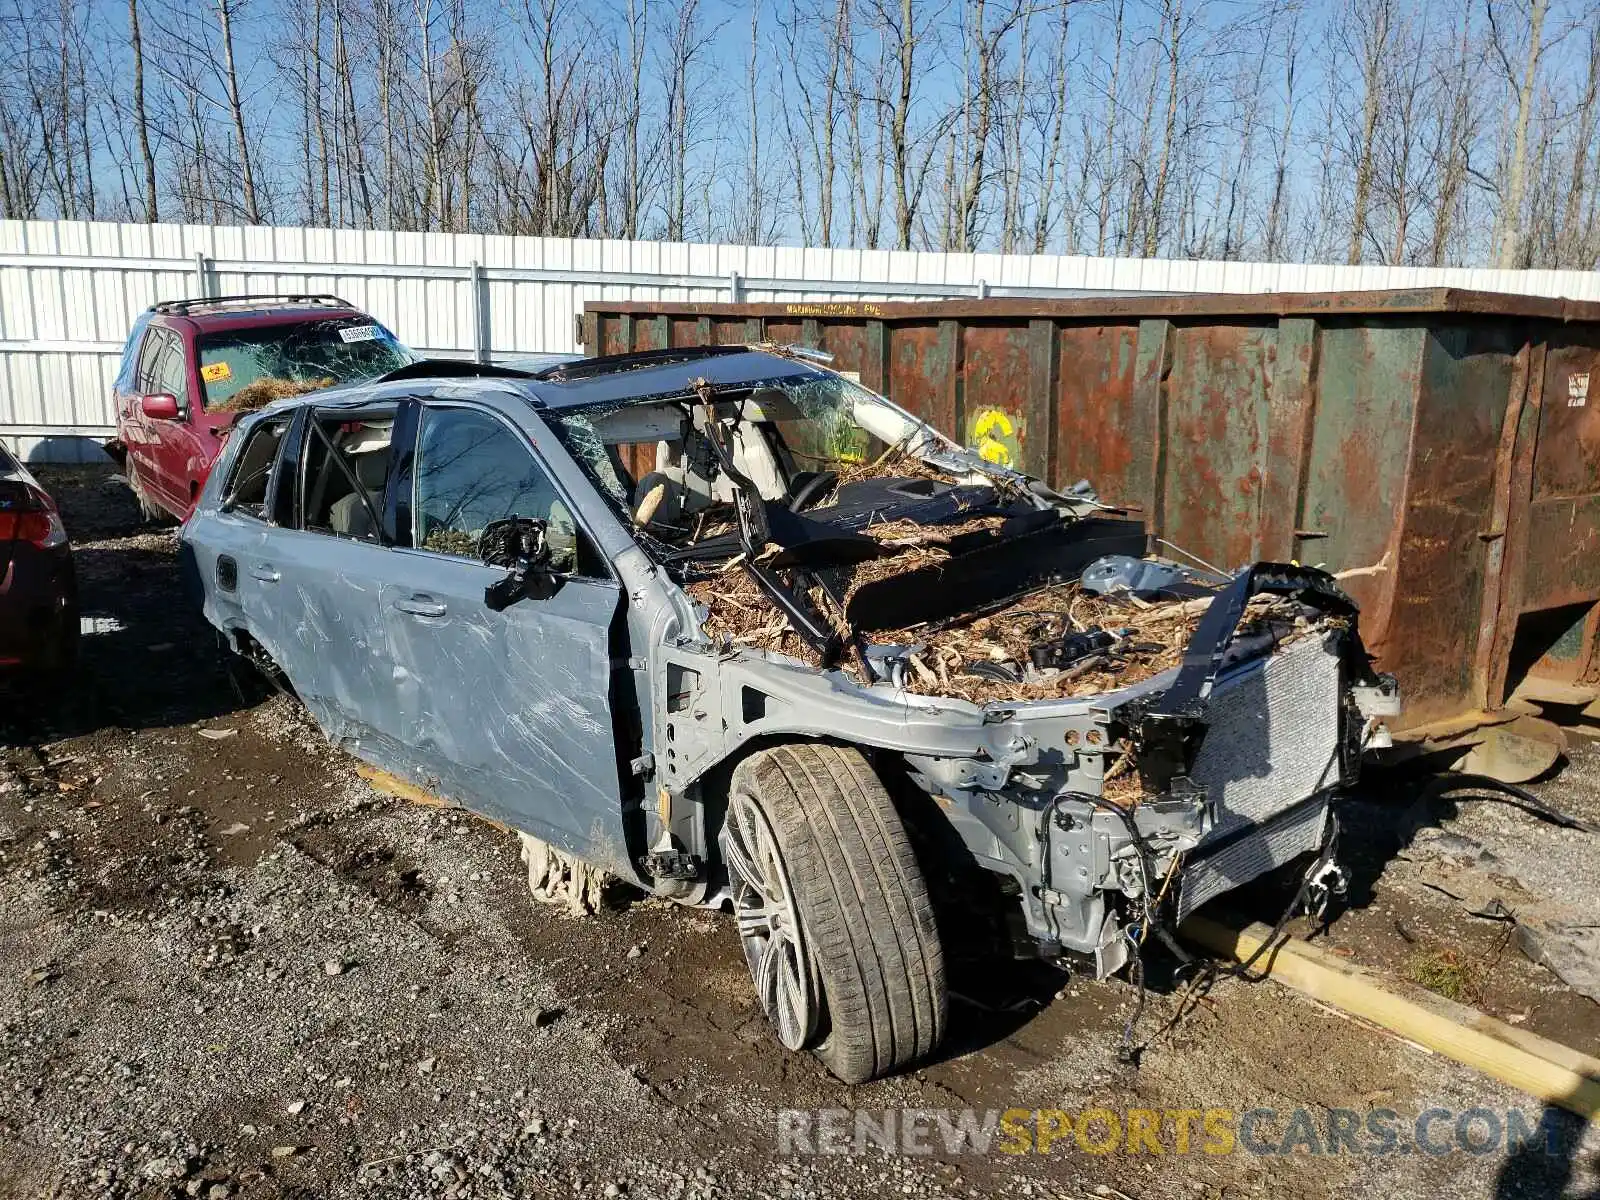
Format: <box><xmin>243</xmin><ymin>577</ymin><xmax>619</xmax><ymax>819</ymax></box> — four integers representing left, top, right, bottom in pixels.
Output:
<box><xmin>249</xmin><ymin>563</ymin><xmax>280</xmax><ymax>583</ymax></box>
<box><xmin>394</xmin><ymin>595</ymin><xmax>447</xmax><ymax>618</ymax></box>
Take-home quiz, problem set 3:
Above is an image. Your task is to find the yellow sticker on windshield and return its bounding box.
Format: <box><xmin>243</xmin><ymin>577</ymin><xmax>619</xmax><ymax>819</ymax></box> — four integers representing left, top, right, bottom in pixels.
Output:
<box><xmin>201</xmin><ymin>361</ymin><xmax>232</xmax><ymax>383</ymax></box>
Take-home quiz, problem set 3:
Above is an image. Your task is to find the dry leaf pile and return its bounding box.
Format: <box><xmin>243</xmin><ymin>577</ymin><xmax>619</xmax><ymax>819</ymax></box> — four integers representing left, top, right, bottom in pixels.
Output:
<box><xmin>674</xmin><ymin>446</ymin><xmax>1326</xmax><ymax>706</ymax></box>
<box><xmin>827</xmin><ymin>447</ymin><xmax>957</xmax><ymax>491</ymax></box>
<box><xmin>871</xmin><ymin>583</ymin><xmax>1204</xmax><ymax>703</ymax></box>
<box><xmin>212</xmin><ymin>376</ymin><xmax>334</xmax><ymax>414</ymax></box>
<box><xmin>688</xmin><ymin>543</ymin><xmax>1327</xmax><ymax>711</ymax></box>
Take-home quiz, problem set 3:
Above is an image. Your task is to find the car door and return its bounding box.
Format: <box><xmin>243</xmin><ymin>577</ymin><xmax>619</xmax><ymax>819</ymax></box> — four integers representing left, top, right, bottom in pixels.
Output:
<box><xmin>381</xmin><ymin>399</ymin><xmax>628</xmax><ymax>867</ymax></box>
<box><xmin>188</xmin><ymin>409</ymin><xmax>294</xmax><ymax>656</ymax></box>
<box><xmin>240</xmin><ymin>402</ymin><xmax>414</xmax><ymax>760</ymax></box>
<box><xmin>147</xmin><ymin>327</ymin><xmax>204</xmax><ymax>515</ymax></box>
<box><xmin>123</xmin><ymin>326</ymin><xmax>180</xmax><ymax>511</ymax></box>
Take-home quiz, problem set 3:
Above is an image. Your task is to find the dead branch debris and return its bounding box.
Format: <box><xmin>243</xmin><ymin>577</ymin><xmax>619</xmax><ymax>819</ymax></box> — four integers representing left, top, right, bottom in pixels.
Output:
<box><xmin>860</xmin><ymin>512</ymin><xmax>1007</xmax><ymax>549</ymax></box>
<box><xmin>872</xmin><ymin>583</ymin><xmax>1205</xmax><ymax>704</ymax></box>
<box><xmin>677</xmin><ymin>442</ymin><xmax>1325</xmax><ymax>710</ymax></box>
<box><xmin>827</xmin><ymin>446</ymin><xmax>956</xmax><ymax>491</ymax></box>
<box><xmin>212</xmin><ymin>376</ymin><xmax>334</xmax><ymax>414</ymax></box>
<box><xmin>686</xmin><ymin>524</ymin><xmax>1323</xmax><ymax>707</ymax></box>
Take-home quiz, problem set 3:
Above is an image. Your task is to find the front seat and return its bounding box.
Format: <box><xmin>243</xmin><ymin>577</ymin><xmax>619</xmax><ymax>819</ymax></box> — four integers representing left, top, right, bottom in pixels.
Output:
<box><xmin>329</xmin><ymin>450</ymin><xmax>388</xmax><ymax>540</ymax></box>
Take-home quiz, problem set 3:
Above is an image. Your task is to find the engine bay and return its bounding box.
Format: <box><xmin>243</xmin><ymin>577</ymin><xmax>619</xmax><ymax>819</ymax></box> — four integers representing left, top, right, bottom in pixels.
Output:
<box><xmin>539</xmin><ymin>369</ymin><xmax>1361</xmax><ymax>720</ymax></box>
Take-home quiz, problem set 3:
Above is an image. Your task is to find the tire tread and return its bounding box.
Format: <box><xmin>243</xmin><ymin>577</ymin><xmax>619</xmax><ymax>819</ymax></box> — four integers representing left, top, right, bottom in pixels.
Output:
<box><xmin>730</xmin><ymin>743</ymin><xmax>946</xmax><ymax>1083</ymax></box>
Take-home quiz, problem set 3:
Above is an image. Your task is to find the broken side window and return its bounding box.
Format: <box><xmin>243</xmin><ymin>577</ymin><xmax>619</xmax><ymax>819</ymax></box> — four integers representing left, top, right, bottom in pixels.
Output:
<box><xmin>222</xmin><ymin>415</ymin><xmax>291</xmax><ymax>521</ymax></box>
<box><xmin>301</xmin><ymin>415</ymin><xmax>394</xmax><ymax>542</ymax></box>
<box><xmin>412</xmin><ymin>406</ymin><xmax>603</xmax><ymax>577</ymax></box>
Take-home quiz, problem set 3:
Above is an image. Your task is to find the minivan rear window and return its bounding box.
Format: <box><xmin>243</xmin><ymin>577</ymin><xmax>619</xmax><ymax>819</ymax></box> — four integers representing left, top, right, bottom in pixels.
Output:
<box><xmin>196</xmin><ymin>318</ymin><xmax>413</xmax><ymax>413</ymax></box>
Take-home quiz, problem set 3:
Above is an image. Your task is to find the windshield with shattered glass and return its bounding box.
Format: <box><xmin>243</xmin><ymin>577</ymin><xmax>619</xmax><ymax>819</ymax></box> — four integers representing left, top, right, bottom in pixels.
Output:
<box><xmin>196</xmin><ymin>317</ymin><xmax>414</xmax><ymax>412</ymax></box>
<box><xmin>547</xmin><ymin>370</ymin><xmax>961</xmax><ymax>516</ymax></box>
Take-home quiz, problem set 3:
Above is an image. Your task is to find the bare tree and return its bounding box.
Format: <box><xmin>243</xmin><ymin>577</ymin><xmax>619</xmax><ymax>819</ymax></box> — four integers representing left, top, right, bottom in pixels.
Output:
<box><xmin>214</xmin><ymin>0</ymin><xmax>260</xmax><ymax>222</ymax></box>
<box><xmin>3</xmin><ymin>0</ymin><xmax>1600</xmax><ymax>277</ymax></box>
<box><xmin>125</xmin><ymin>0</ymin><xmax>157</xmax><ymax>221</ymax></box>
<box><xmin>1029</xmin><ymin>1</ymin><xmax>1071</xmax><ymax>252</ymax></box>
<box><xmin>1263</xmin><ymin>5</ymin><xmax>1302</xmax><ymax>260</ymax></box>
<box><xmin>865</xmin><ymin>0</ymin><xmax>949</xmax><ymax>251</ymax></box>
<box><xmin>1487</xmin><ymin>0</ymin><xmax>1551</xmax><ymax>268</ymax></box>
<box><xmin>659</xmin><ymin>0</ymin><xmax>716</xmax><ymax>240</ymax></box>
<box><xmin>1427</xmin><ymin>2</ymin><xmax>1478</xmax><ymax>266</ymax></box>
<box><xmin>1142</xmin><ymin>0</ymin><xmax>1184</xmax><ymax>257</ymax></box>
<box><xmin>1341</xmin><ymin>0</ymin><xmax>1393</xmax><ymax>264</ymax></box>
<box><xmin>1558</xmin><ymin>29</ymin><xmax>1600</xmax><ymax>266</ymax></box>
<box><xmin>1093</xmin><ymin>0</ymin><xmax>1125</xmax><ymax>256</ymax></box>
<box><xmin>621</xmin><ymin>0</ymin><xmax>648</xmax><ymax>238</ymax></box>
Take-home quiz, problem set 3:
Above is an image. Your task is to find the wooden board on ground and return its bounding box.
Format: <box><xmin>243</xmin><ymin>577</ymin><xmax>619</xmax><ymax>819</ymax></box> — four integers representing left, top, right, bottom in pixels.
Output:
<box><xmin>353</xmin><ymin>762</ymin><xmax>510</xmax><ymax>834</ymax></box>
<box><xmin>1182</xmin><ymin>915</ymin><xmax>1600</xmax><ymax>1119</ymax></box>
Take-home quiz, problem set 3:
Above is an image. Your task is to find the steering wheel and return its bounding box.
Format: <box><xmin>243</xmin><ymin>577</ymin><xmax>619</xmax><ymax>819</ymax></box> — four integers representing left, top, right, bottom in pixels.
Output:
<box><xmin>787</xmin><ymin>470</ymin><xmax>839</xmax><ymax>512</ymax></box>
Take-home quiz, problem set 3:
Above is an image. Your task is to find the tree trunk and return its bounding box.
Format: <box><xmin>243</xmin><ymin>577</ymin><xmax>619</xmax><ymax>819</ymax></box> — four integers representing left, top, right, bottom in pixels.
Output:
<box><xmin>1497</xmin><ymin>0</ymin><xmax>1549</xmax><ymax>269</ymax></box>
<box><xmin>745</xmin><ymin>3</ymin><xmax>760</xmax><ymax>242</ymax></box>
<box><xmin>127</xmin><ymin>0</ymin><xmax>159</xmax><ymax>220</ymax></box>
<box><xmin>1560</xmin><ymin>31</ymin><xmax>1599</xmax><ymax>267</ymax></box>
<box><xmin>1264</xmin><ymin>12</ymin><xmax>1300</xmax><ymax>260</ymax></box>
<box><xmin>891</xmin><ymin>0</ymin><xmax>915</xmax><ymax>250</ymax></box>
<box><xmin>417</xmin><ymin>0</ymin><xmax>447</xmax><ymax>230</ymax></box>
<box><xmin>821</xmin><ymin>0</ymin><xmax>847</xmax><ymax>246</ymax></box>
<box><xmin>1032</xmin><ymin>4</ymin><xmax>1070</xmax><ymax>253</ymax></box>
<box><xmin>333</xmin><ymin>0</ymin><xmax>373</xmax><ymax>226</ymax></box>
<box><xmin>1429</xmin><ymin>5</ymin><xmax>1473</xmax><ymax>267</ymax></box>
<box><xmin>312</xmin><ymin>0</ymin><xmax>332</xmax><ymax>223</ymax></box>
<box><xmin>624</xmin><ymin>0</ymin><xmax>646</xmax><ymax>238</ymax></box>
<box><xmin>1095</xmin><ymin>0</ymin><xmax>1125</xmax><ymax>256</ymax></box>
<box><xmin>1000</xmin><ymin>3</ymin><xmax>1029</xmax><ymax>254</ymax></box>
<box><xmin>56</xmin><ymin>1</ymin><xmax>76</xmax><ymax>217</ymax></box>
<box><xmin>217</xmin><ymin>0</ymin><xmax>261</xmax><ymax>223</ymax></box>
<box><xmin>1346</xmin><ymin>0</ymin><xmax>1389</xmax><ymax>265</ymax></box>
<box><xmin>1143</xmin><ymin>0</ymin><xmax>1183</xmax><ymax>258</ymax></box>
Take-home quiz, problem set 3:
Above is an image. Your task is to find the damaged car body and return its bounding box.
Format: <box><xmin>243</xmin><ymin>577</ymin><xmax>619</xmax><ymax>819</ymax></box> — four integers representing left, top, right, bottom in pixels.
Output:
<box><xmin>180</xmin><ymin>345</ymin><xmax>1401</xmax><ymax>1083</ymax></box>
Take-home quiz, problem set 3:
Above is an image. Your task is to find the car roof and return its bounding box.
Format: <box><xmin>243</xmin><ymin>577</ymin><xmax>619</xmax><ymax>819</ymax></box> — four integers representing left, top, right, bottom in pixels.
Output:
<box><xmin>148</xmin><ymin>295</ymin><xmax>369</xmax><ymax>334</ymax></box>
<box><xmin>522</xmin><ymin>348</ymin><xmax>821</xmax><ymax>410</ymax></box>
<box><xmin>247</xmin><ymin>347</ymin><xmax>824</xmax><ymax>419</ymax></box>
<box><xmin>496</xmin><ymin>351</ymin><xmax>583</xmax><ymax>373</ymax></box>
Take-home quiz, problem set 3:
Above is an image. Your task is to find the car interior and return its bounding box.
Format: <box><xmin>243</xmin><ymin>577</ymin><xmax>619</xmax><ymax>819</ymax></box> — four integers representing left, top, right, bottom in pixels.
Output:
<box><xmin>304</xmin><ymin>417</ymin><xmax>394</xmax><ymax>541</ymax></box>
<box><xmin>222</xmin><ymin>416</ymin><xmax>292</xmax><ymax>519</ymax></box>
<box><xmin>551</xmin><ymin>385</ymin><xmax>988</xmax><ymax>569</ymax></box>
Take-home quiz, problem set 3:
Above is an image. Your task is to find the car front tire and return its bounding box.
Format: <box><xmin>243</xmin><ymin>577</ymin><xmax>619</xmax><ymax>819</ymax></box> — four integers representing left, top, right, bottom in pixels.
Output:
<box><xmin>723</xmin><ymin>743</ymin><xmax>947</xmax><ymax>1083</ymax></box>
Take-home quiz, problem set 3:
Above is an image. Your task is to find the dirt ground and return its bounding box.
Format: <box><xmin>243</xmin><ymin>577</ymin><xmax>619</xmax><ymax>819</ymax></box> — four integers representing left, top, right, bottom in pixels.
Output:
<box><xmin>2</xmin><ymin>466</ymin><xmax>1599</xmax><ymax>1199</ymax></box>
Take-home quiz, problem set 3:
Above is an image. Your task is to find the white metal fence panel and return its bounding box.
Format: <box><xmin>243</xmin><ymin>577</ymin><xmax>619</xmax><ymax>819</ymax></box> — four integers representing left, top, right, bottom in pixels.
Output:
<box><xmin>5</xmin><ymin>217</ymin><xmax>1600</xmax><ymax>463</ymax></box>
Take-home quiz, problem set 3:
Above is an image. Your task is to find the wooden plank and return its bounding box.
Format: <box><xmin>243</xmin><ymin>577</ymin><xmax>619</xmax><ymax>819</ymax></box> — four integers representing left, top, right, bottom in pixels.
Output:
<box><xmin>353</xmin><ymin>763</ymin><xmax>510</xmax><ymax>834</ymax></box>
<box><xmin>1182</xmin><ymin>916</ymin><xmax>1600</xmax><ymax>1118</ymax></box>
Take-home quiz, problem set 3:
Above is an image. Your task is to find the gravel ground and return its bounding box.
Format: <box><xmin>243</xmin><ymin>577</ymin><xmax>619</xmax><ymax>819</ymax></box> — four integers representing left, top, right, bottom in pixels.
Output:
<box><xmin>1</xmin><ymin>467</ymin><xmax>1598</xmax><ymax>1200</ymax></box>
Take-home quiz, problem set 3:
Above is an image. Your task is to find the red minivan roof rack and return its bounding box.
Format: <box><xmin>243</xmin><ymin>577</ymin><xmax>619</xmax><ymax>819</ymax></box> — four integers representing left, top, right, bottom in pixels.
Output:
<box><xmin>149</xmin><ymin>294</ymin><xmax>356</xmax><ymax>316</ymax></box>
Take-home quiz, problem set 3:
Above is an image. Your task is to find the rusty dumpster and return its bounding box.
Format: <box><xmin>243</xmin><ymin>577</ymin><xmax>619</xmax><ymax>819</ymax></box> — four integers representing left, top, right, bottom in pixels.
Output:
<box><xmin>581</xmin><ymin>290</ymin><xmax>1600</xmax><ymax>735</ymax></box>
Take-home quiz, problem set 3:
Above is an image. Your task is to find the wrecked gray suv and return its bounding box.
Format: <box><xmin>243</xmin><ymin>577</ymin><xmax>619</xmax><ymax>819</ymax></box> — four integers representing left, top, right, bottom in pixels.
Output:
<box><xmin>180</xmin><ymin>345</ymin><xmax>1400</xmax><ymax>1083</ymax></box>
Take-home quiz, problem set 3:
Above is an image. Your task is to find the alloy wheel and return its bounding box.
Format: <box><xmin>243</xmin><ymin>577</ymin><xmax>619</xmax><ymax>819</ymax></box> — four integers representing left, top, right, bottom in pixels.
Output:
<box><xmin>720</xmin><ymin>790</ymin><xmax>819</xmax><ymax>1051</ymax></box>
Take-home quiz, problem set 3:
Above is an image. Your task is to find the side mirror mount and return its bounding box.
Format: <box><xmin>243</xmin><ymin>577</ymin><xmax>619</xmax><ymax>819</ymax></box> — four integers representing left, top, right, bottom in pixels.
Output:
<box><xmin>481</xmin><ymin>517</ymin><xmax>561</xmax><ymax>610</ymax></box>
<box><xmin>140</xmin><ymin>393</ymin><xmax>181</xmax><ymax>420</ymax></box>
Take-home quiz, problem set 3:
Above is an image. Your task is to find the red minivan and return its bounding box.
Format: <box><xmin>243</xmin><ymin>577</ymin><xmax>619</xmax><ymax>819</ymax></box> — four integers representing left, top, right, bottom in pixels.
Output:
<box><xmin>111</xmin><ymin>295</ymin><xmax>414</xmax><ymax>520</ymax></box>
